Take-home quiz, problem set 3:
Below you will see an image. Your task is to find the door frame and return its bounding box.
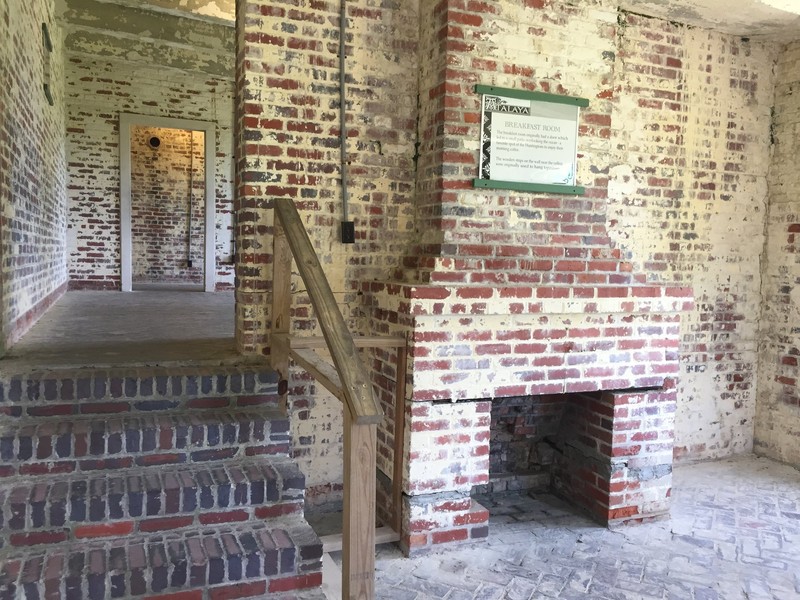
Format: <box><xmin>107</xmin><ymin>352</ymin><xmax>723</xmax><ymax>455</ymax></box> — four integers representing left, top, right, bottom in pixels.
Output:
<box><xmin>119</xmin><ymin>113</ymin><xmax>216</xmax><ymax>292</ymax></box>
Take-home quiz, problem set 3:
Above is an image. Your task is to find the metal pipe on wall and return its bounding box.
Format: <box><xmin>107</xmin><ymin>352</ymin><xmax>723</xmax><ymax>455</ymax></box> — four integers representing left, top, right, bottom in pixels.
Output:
<box><xmin>188</xmin><ymin>130</ymin><xmax>194</xmax><ymax>268</ymax></box>
<box><xmin>339</xmin><ymin>0</ymin><xmax>355</xmax><ymax>244</ymax></box>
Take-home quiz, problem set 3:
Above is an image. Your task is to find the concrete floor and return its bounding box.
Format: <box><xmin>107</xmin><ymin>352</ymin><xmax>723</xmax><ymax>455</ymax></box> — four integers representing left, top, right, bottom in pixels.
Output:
<box><xmin>314</xmin><ymin>455</ymin><xmax>800</xmax><ymax>600</ymax></box>
<box><xmin>2</xmin><ymin>290</ymin><xmax>239</xmax><ymax>370</ymax></box>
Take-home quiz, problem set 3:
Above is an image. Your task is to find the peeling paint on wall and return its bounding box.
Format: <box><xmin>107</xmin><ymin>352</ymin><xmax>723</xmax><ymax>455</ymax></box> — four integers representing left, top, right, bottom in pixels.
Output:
<box><xmin>108</xmin><ymin>0</ymin><xmax>235</xmax><ymax>24</ymax></box>
<box><xmin>1</xmin><ymin>0</ymin><xmax>69</xmax><ymax>347</ymax></box>
<box><xmin>66</xmin><ymin>57</ymin><xmax>235</xmax><ymax>290</ymax></box>
<box><xmin>62</xmin><ymin>0</ymin><xmax>234</xmax><ymax>79</ymax></box>
<box><xmin>609</xmin><ymin>15</ymin><xmax>775</xmax><ymax>462</ymax></box>
<box><xmin>755</xmin><ymin>39</ymin><xmax>800</xmax><ymax>467</ymax></box>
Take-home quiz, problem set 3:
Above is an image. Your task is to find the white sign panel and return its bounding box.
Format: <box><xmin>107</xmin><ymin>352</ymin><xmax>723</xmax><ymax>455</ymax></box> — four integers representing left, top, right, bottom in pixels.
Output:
<box><xmin>478</xmin><ymin>93</ymin><xmax>581</xmax><ymax>188</ymax></box>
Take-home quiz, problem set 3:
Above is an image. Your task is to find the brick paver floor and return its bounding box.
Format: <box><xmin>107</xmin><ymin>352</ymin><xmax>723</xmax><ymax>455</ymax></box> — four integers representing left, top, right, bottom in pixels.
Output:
<box><xmin>326</xmin><ymin>454</ymin><xmax>800</xmax><ymax>599</ymax></box>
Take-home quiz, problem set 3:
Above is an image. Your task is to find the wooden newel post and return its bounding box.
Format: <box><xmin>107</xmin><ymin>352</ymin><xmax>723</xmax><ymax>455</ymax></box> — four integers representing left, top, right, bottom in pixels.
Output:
<box><xmin>271</xmin><ymin>218</ymin><xmax>291</xmax><ymax>412</ymax></box>
<box><xmin>343</xmin><ymin>408</ymin><xmax>377</xmax><ymax>600</ymax></box>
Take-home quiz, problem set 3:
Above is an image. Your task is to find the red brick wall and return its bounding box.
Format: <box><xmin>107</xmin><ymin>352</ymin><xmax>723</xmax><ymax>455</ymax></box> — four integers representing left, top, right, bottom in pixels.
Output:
<box><xmin>234</xmin><ymin>0</ymin><xmax>417</xmax><ymax>349</ymax></box>
<box><xmin>130</xmin><ymin>126</ymin><xmax>205</xmax><ymax>286</ymax></box>
<box><xmin>362</xmin><ymin>2</ymin><xmax>772</xmax><ymax>465</ymax></box>
<box><xmin>65</xmin><ymin>57</ymin><xmax>235</xmax><ymax>290</ymax></box>
<box><xmin>359</xmin><ymin>3</ymin><xmax>687</xmax><ymax>552</ymax></box>
<box><xmin>0</xmin><ymin>1</ymin><xmax>69</xmax><ymax>349</ymax></box>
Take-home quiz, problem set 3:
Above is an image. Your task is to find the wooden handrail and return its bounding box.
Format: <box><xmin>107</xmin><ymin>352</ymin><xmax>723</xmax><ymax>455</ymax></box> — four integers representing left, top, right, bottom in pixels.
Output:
<box><xmin>273</xmin><ymin>199</ymin><xmax>382</xmax><ymax>425</ymax></box>
<box><xmin>270</xmin><ymin>198</ymin><xmax>387</xmax><ymax>599</ymax></box>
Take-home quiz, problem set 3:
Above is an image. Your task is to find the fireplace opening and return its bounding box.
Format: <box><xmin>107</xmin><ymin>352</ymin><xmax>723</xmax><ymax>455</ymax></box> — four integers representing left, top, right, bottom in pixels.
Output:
<box><xmin>476</xmin><ymin>387</ymin><xmax>674</xmax><ymax>526</ymax></box>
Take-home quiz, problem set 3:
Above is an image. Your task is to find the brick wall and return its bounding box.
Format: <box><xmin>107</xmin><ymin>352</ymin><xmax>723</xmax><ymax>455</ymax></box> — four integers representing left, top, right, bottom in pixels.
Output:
<box><xmin>234</xmin><ymin>0</ymin><xmax>418</xmax><ymax>497</ymax></box>
<box><xmin>233</xmin><ymin>0</ymin><xmax>417</xmax><ymax>350</ymax></box>
<box><xmin>610</xmin><ymin>15</ymin><xmax>775</xmax><ymax>464</ymax></box>
<box><xmin>359</xmin><ymin>0</ymin><xmax>687</xmax><ymax>552</ymax></box>
<box><xmin>234</xmin><ymin>0</ymin><xmax>778</xmax><ymax>552</ymax></box>
<box><xmin>484</xmin><ymin>395</ymin><xmax>564</xmax><ymax>493</ymax></box>
<box><xmin>65</xmin><ymin>56</ymin><xmax>235</xmax><ymax>290</ymax></box>
<box><xmin>755</xmin><ymin>40</ymin><xmax>800</xmax><ymax>466</ymax></box>
<box><xmin>0</xmin><ymin>0</ymin><xmax>68</xmax><ymax>349</ymax></box>
<box><xmin>552</xmin><ymin>389</ymin><xmax>676</xmax><ymax>525</ymax></box>
<box><xmin>130</xmin><ymin>126</ymin><xmax>205</xmax><ymax>286</ymax></box>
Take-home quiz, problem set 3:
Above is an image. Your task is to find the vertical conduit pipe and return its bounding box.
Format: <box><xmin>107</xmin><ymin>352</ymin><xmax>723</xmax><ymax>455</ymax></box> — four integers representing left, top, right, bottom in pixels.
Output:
<box><xmin>188</xmin><ymin>130</ymin><xmax>194</xmax><ymax>268</ymax></box>
<box><xmin>339</xmin><ymin>0</ymin><xmax>355</xmax><ymax>243</ymax></box>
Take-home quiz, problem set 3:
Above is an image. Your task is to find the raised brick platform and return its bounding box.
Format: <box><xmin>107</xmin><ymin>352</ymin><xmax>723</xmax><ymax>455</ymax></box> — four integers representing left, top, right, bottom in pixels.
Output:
<box><xmin>0</xmin><ymin>364</ymin><xmax>323</xmax><ymax>599</ymax></box>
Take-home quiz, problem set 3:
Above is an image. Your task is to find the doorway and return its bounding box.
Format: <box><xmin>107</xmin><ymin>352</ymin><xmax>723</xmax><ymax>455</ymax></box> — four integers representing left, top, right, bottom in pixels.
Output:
<box><xmin>120</xmin><ymin>114</ymin><xmax>216</xmax><ymax>292</ymax></box>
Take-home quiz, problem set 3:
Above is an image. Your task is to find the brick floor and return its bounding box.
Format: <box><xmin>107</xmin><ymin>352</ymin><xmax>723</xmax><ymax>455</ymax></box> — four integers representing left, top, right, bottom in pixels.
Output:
<box><xmin>324</xmin><ymin>454</ymin><xmax>800</xmax><ymax>599</ymax></box>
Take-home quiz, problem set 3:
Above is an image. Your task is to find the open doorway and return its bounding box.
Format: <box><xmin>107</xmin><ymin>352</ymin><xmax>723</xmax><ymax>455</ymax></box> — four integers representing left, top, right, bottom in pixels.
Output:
<box><xmin>119</xmin><ymin>114</ymin><xmax>216</xmax><ymax>292</ymax></box>
<box><xmin>130</xmin><ymin>125</ymin><xmax>205</xmax><ymax>289</ymax></box>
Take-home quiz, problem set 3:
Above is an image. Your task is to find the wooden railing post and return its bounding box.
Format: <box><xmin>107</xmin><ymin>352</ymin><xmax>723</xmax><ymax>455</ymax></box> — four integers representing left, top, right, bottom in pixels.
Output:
<box><xmin>271</xmin><ymin>217</ymin><xmax>292</xmax><ymax>411</ymax></box>
<box><xmin>343</xmin><ymin>411</ymin><xmax>377</xmax><ymax>599</ymax></box>
<box><xmin>392</xmin><ymin>343</ymin><xmax>407</xmax><ymax>535</ymax></box>
<box><xmin>273</xmin><ymin>199</ymin><xmax>382</xmax><ymax>599</ymax></box>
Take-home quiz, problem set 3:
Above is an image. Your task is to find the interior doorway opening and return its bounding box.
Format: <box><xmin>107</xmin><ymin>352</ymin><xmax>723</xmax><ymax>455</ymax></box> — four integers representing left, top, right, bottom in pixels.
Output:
<box><xmin>130</xmin><ymin>125</ymin><xmax>205</xmax><ymax>290</ymax></box>
<box><xmin>120</xmin><ymin>114</ymin><xmax>217</xmax><ymax>292</ymax></box>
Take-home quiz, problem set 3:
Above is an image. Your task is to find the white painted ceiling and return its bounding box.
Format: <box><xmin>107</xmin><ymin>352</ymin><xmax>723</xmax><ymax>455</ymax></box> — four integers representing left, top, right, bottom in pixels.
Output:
<box><xmin>100</xmin><ymin>0</ymin><xmax>800</xmax><ymax>41</ymax></box>
<box><xmin>620</xmin><ymin>0</ymin><xmax>800</xmax><ymax>41</ymax></box>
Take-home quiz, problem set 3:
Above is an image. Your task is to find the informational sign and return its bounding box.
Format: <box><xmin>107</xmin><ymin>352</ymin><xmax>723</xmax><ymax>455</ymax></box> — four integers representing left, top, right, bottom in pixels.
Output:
<box><xmin>473</xmin><ymin>85</ymin><xmax>589</xmax><ymax>195</ymax></box>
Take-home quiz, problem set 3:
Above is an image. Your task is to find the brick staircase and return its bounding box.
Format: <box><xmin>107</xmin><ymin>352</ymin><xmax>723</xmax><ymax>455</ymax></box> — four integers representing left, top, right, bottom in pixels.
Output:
<box><xmin>0</xmin><ymin>363</ymin><xmax>324</xmax><ymax>599</ymax></box>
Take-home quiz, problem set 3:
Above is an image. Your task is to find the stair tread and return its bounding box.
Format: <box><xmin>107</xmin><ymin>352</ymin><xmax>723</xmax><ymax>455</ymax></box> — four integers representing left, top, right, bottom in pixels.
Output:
<box><xmin>0</xmin><ymin>363</ymin><xmax>280</xmax><ymax>406</ymax></box>
<box><xmin>0</xmin><ymin>407</ymin><xmax>288</xmax><ymax>435</ymax></box>
<box><xmin>0</xmin><ymin>515</ymin><xmax>322</xmax><ymax>561</ymax></box>
<box><xmin>0</xmin><ymin>458</ymin><xmax>306</xmax><ymax>534</ymax></box>
<box><xmin>0</xmin><ymin>361</ymin><xmax>275</xmax><ymax>381</ymax></box>
<box><xmin>0</xmin><ymin>517</ymin><xmax>323</xmax><ymax>598</ymax></box>
<box><xmin>0</xmin><ymin>409</ymin><xmax>291</xmax><ymax>476</ymax></box>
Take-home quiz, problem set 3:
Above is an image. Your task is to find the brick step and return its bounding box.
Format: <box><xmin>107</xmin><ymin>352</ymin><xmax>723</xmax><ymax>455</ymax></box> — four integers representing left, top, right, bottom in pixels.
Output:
<box><xmin>0</xmin><ymin>458</ymin><xmax>306</xmax><ymax>548</ymax></box>
<box><xmin>0</xmin><ymin>409</ymin><xmax>290</xmax><ymax>477</ymax></box>
<box><xmin>0</xmin><ymin>517</ymin><xmax>323</xmax><ymax>599</ymax></box>
<box><xmin>0</xmin><ymin>363</ymin><xmax>280</xmax><ymax>418</ymax></box>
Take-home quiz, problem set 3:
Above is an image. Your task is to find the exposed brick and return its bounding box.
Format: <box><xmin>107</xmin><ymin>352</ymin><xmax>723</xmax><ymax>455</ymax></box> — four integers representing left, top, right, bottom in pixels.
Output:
<box><xmin>431</xmin><ymin>528</ymin><xmax>468</xmax><ymax>545</ymax></box>
<box><xmin>209</xmin><ymin>581</ymin><xmax>267</xmax><ymax>600</ymax></box>
<box><xmin>198</xmin><ymin>510</ymin><xmax>249</xmax><ymax>525</ymax></box>
<box><xmin>145</xmin><ymin>592</ymin><xmax>203</xmax><ymax>600</ymax></box>
<box><xmin>139</xmin><ymin>516</ymin><xmax>194</xmax><ymax>532</ymax></box>
<box><xmin>10</xmin><ymin>531</ymin><xmax>68</xmax><ymax>546</ymax></box>
<box><xmin>65</xmin><ymin>51</ymin><xmax>235</xmax><ymax>289</ymax></box>
<box><xmin>74</xmin><ymin>522</ymin><xmax>134</xmax><ymax>539</ymax></box>
<box><xmin>267</xmin><ymin>572</ymin><xmax>322</xmax><ymax>593</ymax></box>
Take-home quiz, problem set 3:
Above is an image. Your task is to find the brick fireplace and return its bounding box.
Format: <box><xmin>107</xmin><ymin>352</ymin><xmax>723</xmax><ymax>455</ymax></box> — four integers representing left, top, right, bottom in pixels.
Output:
<box><xmin>233</xmin><ymin>0</ymin><xmax>705</xmax><ymax>557</ymax></box>
<box><xmin>357</xmin><ymin>0</ymin><xmax>694</xmax><ymax>555</ymax></box>
<box><xmin>487</xmin><ymin>388</ymin><xmax>677</xmax><ymax>526</ymax></box>
<box><xmin>365</xmin><ymin>280</ymin><xmax>690</xmax><ymax>553</ymax></box>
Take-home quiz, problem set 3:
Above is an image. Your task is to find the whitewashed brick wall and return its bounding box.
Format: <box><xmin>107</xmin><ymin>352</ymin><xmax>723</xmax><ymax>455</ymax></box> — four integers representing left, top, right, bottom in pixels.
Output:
<box><xmin>609</xmin><ymin>18</ymin><xmax>775</xmax><ymax>463</ymax></box>
<box><xmin>130</xmin><ymin>126</ymin><xmax>208</xmax><ymax>286</ymax></box>
<box><xmin>0</xmin><ymin>0</ymin><xmax>68</xmax><ymax>348</ymax></box>
<box><xmin>65</xmin><ymin>56</ymin><xmax>235</xmax><ymax>290</ymax></box>
<box><xmin>756</xmin><ymin>40</ymin><xmax>800</xmax><ymax>466</ymax></box>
